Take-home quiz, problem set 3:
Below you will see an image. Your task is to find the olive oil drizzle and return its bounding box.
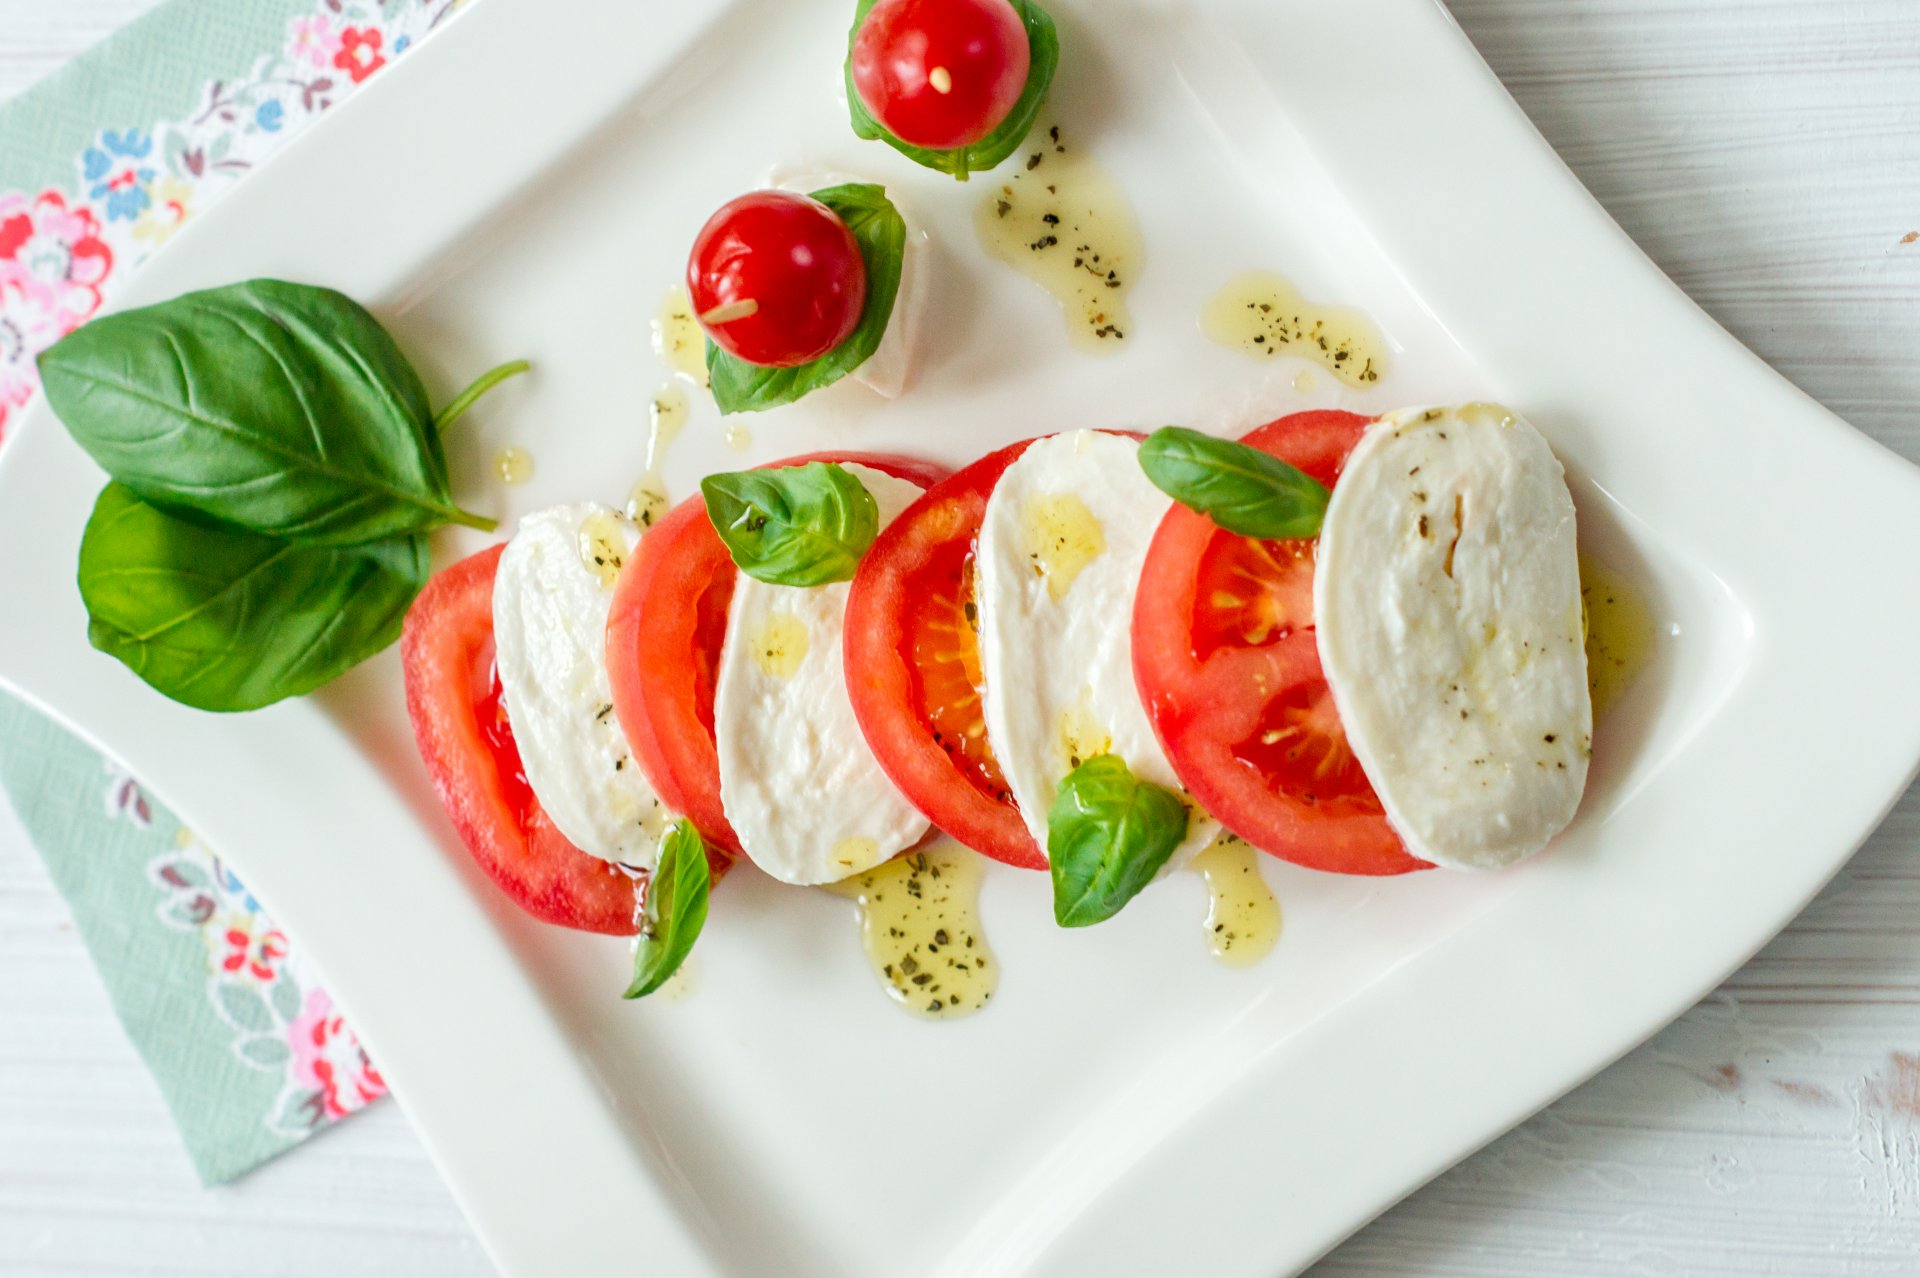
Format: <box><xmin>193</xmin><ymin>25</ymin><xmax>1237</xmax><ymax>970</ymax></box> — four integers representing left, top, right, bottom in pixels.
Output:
<box><xmin>1580</xmin><ymin>555</ymin><xmax>1655</xmax><ymax>717</ymax></box>
<box><xmin>1201</xmin><ymin>271</ymin><xmax>1388</xmax><ymax>388</ymax></box>
<box><xmin>653</xmin><ymin>285</ymin><xmax>709</xmax><ymax>387</ymax></box>
<box><xmin>825</xmin><ymin>841</ymin><xmax>997</xmax><ymax>1019</ymax></box>
<box><xmin>493</xmin><ymin>445</ymin><xmax>533</xmax><ymax>485</ymax></box>
<box><xmin>627</xmin><ymin>384</ymin><xmax>689</xmax><ymax>530</ymax></box>
<box><xmin>975</xmin><ymin>125</ymin><xmax>1143</xmax><ymax>353</ymax></box>
<box><xmin>1191</xmin><ymin>836</ymin><xmax>1281</xmax><ymax>967</ymax></box>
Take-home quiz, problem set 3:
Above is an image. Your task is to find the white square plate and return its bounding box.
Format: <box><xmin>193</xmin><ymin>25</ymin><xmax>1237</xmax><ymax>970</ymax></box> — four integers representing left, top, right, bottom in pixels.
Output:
<box><xmin>4</xmin><ymin>0</ymin><xmax>1920</xmax><ymax>1273</ymax></box>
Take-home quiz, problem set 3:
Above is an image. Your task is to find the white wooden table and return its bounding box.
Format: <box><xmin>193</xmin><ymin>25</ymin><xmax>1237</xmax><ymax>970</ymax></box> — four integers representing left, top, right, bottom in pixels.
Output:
<box><xmin>2</xmin><ymin>1</ymin><xmax>1917</xmax><ymax>1274</ymax></box>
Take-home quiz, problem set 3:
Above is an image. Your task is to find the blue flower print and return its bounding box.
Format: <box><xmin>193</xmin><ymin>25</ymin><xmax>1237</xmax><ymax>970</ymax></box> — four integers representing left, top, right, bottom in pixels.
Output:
<box><xmin>255</xmin><ymin>99</ymin><xmax>286</xmax><ymax>133</ymax></box>
<box><xmin>81</xmin><ymin>128</ymin><xmax>156</xmax><ymax>223</ymax></box>
<box><xmin>394</xmin><ymin>34</ymin><xmax>412</xmax><ymax>54</ymax></box>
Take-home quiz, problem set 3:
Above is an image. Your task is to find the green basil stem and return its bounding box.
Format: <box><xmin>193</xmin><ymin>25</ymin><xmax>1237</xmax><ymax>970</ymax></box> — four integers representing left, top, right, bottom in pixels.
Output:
<box><xmin>433</xmin><ymin>358</ymin><xmax>531</xmax><ymax>434</ymax></box>
<box><xmin>431</xmin><ymin>358</ymin><xmax>529</xmax><ymax>533</ymax></box>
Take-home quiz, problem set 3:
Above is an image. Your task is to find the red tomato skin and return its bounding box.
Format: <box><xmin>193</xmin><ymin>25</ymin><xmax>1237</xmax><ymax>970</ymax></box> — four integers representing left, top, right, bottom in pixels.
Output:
<box><xmin>1133</xmin><ymin>411</ymin><xmax>1430</xmax><ymax>877</ymax></box>
<box><xmin>845</xmin><ymin>439</ymin><xmax>1044</xmax><ymax>870</ymax></box>
<box><xmin>607</xmin><ymin>451</ymin><xmax>950</xmax><ymax>860</ymax></box>
<box><xmin>687</xmin><ymin>192</ymin><xmax>867</xmax><ymax>368</ymax></box>
<box><xmin>851</xmin><ymin>0</ymin><xmax>1032</xmax><ymax>151</ymax></box>
<box><xmin>401</xmin><ymin>546</ymin><xmax>729</xmax><ymax>936</ymax></box>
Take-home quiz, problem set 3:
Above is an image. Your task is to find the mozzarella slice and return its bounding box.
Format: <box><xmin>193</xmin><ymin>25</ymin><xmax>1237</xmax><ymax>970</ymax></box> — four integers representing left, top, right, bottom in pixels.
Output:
<box><xmin>975</xmin><ymin>430</ymin><xmax>1219</xmax><ymax>866</ymax></box>
<box><xmin>712</xmin><ymin>464</ymin><xmax>932</xmax><ymax>885</ymax></box>
<box><xmin>1315</xmin><ymin>403</ymin><xmax>1590</xmax><ymax>871</ymax></box>
<box><xmin>770</xmin><ymin>168</ymin><xmax>923</xmax><ymax>398</ymax></box>
<box><xmin>492</xmin><ymin>503</ymin><xmax>669</xmax><ymax>868</ymax></box>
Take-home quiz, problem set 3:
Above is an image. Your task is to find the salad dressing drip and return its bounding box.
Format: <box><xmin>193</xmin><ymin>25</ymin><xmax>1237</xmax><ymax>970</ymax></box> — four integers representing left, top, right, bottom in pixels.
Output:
<box><xmin>1202</xmin><ymin>272</ymin><xmax>1387</xmax><ymax>387</ymax></box>
<box><xmin>576</xmin><ymin>510</ymin><xmax>630</xmax><ymax>589</ymax></box>
<box><xmin>749</xmin><ymin>612</ymin><xmax>809</xmax><ymax>678</ymax></box>
<box><xmin>626</xmin><ymin>385</ymin><xmax>689</xmax><ymax>530</ymax></box>
<box><xmin>824</xmin><ymin>842</ymin><xmax>997</xmax><ymax>1019</ymax></box>
<box><xmin>653</xmin><ymin>286</ymin><xmax>709</xmax><ymax>386</ymax></box>
<box><xmin>1191</xmin><ymin>836</ymin><xmax>1280</xmax><ymax>967</ymax></box>
<box><xmin>493</xmin><ymin>446</ymin><xmax>534</xmax><ymax>485</ymax></box>
<box><xmin>975</xmin><ymin>126</ymin><xmax>1142</xmax><ymax>353</ymax></box>
<box><xmin>724</xmin><ymin>423</ymin><xmax>753</xmax><ymax>453</ymax></box>
<box><xmin>1580</xmin><ymin>556</ymin><xmax>1654</xmax><ymax>717</ymax></box>
<box><xmin>1021</xmin><ymin>491</ymin><xmax>1104</xmax><ymax>601</ymax></box>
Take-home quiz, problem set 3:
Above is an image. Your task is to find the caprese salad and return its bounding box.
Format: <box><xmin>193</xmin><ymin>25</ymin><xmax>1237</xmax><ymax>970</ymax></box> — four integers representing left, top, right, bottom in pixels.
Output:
<box><xmin>31</xmin><ymin>0</ymin><xmax>1607</xmax><ymax>1013</ymax></box>
<box><xmin>398</xmin><ymin>400</ymin><xmax>1591</xmax><ymax>997</ymax></box>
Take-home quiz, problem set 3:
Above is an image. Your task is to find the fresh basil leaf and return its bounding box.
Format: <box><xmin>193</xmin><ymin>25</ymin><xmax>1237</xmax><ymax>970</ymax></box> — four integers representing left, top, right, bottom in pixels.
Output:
<box><xmin>78</xmin><ymin>483</ymin><xmax>427</xmax><ymax>713</ymax></box>
<box><xmin>843</xmin><ymin>0</ymin><xmax>1061</xmax><ymax>180</ymax></box>
<box><xmin>39</xmin><ymin>279</ymin><xmax>496</xmax><ymax>546</ymax></box>
<box><xmin>706</xmin><ymin>185</ymin><xmax>905</xmax><ymax>415</ymax></box>
<box><xmin>701</xmin><ymin>462</ymin><xmax>880</xmax><ymax>586</ymax></box>
<box><xmin>1049</xmin><ymin>753</ymin><xmax>1189</xmax><ymax>927</ymax></box>
<box><xmin>625</xmin><ymin>820</ymin><xmax>710</xmax><ymax>999</ymax></box>
<box><xmin>1139</xmin><ymin>426</ymin><xmax>1331</xmax><ymax>540</ymax></box>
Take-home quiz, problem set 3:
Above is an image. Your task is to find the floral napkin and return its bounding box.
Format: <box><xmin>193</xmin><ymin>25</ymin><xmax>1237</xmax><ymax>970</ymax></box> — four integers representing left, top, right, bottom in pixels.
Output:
<box><xmin>0</xmin><ymin>0</ymin><xmax>468</xmax><ymax>1184</ymax></box>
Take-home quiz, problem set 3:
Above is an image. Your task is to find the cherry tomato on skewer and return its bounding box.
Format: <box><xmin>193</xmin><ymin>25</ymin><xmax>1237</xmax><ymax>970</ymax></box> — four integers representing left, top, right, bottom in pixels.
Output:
<box><xmin>687</xmin><ymin>191</ymin><xmax>867</xmax><ymax>368</ymax></box>
<box><xmin>851</xmin><ymin>0</ymin><xmax>1032</xmax><ymax>151</ymax></box>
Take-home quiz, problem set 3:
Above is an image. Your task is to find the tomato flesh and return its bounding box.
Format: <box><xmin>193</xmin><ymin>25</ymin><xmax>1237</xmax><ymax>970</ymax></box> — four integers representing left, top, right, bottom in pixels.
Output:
<box><xmin>687</xmin><ymin>191</ymin><xmax>867</xmax><ymax>368</ymax></box>
<box><xmin>403</xmin><ymin>546</ymin><xmax>654</xmax><ymax>935</ymax></box>
<box><xmin>1133</xmin><ymin>411</ymin><xmax>1429</xmax><ymax>876</ymax></box>
<box><xmin>845</xmin><ymin>440</ymin><xmax>1043</xmax><ymax>869</ymax></box>
<box><xmin>607</xmin><ymin>451</ymin><xmax>951</xmax><ymax>860</ymax></box>
<box><xmin>851</xmin><ymin>0</ymin><xmax>1031</xmax><ymax>150</ymax></box>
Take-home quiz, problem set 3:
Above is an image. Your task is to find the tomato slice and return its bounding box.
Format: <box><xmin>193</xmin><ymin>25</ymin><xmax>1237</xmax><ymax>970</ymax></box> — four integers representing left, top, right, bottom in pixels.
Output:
<box><xmin>844</xmin><ymin>440</ymin><xmax>1044</xmax><ymax>869</ymax></box>
<box><xmin>606</xmin><ymin>451</ymin><xmax>949</xmax><ymax>858</ymax></box>
<box><xmin>401</xmin><ymin>545</ymin><xmax>699</xmax><ymax>936</ymax></box>
<box><xmin>1133</xmin><ymin>410</ymin><xmax>1429</xmax><ymax>876</ymax></box>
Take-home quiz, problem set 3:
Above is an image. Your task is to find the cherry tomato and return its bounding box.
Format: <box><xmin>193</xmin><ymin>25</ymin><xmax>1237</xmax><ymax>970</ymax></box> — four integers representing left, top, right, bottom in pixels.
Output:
<box><xmin>1132</xmin><ymin>411</ymin><xmax>1430</xmax><ymax>877</ymax></box>
<box><xmin>851</xmin><ymin>0</ymin><xmax>1031</xmax><ymax>151</ymax></box>
<box><xmin>606</xmin><ymin>451</ymin><xmax>951</xmax><ymax>859</ymax></box>
<box><xmin>399</xmin><ymin>545</ymin><xmax>729</xmax><ymax>936</ymax></box>
<box><xmin>687</xmin><ymin>191</ymin><xmax>867</xmax><ymax>368</ymax></box>
<box><xmin>844</xmin><ymin>440</ymin><xmax>1044</xmax><ymax>869</ymax></box>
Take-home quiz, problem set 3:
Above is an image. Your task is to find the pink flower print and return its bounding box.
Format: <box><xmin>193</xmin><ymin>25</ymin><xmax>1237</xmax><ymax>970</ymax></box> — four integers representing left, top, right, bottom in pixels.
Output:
<box><xmin>289</xmin><ymin>988</ymin><xmax>386</xmax><ymax>1119</ymax></box>
<box><xmin>0</xmin><ymin>189</ymin><xmax>113</xmax><ymax>443</ymax></box>
<box><xmin>289</xmin><ymin>15</ymin><xmax>343</xmax><ymax>70</ymax></box>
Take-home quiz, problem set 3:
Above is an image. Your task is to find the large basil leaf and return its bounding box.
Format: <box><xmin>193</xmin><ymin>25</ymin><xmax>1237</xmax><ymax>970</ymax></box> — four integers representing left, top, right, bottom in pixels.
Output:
<box><xmin>706</xmin><ymin>185</ymin><xmax>904</xmax><ymax>415</ymax></box>
<box><xmin>625</xmin><ymin>820</ymin><xmax>710</xmax><ymax>999</ymax></box>
<box><xmin>701</xmin><ymin>462</ymin><xmax>879</xmax><ymax>586</ymax></box>
<box><xmin>39</xmin><ymin>279</ymin><xmax>493</xmax><ymax>546</ymax></box>
<box><xmin>1139</xmin><ymin>426</ymin><xmax>1330</xmax><ymax>540</ymax></box>
<box><xmin>843</xmin><ymin>0</ymin><xmax>1061</xmax><ymax>180</ymax></box>
<box><xmin>1048</xmin><ymin>754</ymin><xmax>1189</xmax><ymax>927</ymax></box>
<box><xmin>78</xmin><ymin>483</ymin><xmax>428</xmax><ymax>713</ymax></box>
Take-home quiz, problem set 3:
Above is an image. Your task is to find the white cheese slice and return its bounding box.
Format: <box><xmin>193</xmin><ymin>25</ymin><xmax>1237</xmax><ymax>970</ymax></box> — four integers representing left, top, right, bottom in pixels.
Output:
<box><xmin>492</xmin><ymin>502</ymin><xmax>669</xmax><ymax>868</ymax></box>
<box><xmin>769</xmin><ymin>167</ymin><xmax>923</xmax><ymax>398</ymax></box>
<box><xmin>1314</xmin><ymin>403</ymin><xmax>1591</xmax><ymax>871</ymax></box>
<box><xmin>711</xmin><ymin>464</ymin><xmax>932</xmax><ymax>885</ymax></box>
<box><xmin>974</xmin><ymin>430</ymin><xmax>1219</xmax><ymax>867</ymax></box>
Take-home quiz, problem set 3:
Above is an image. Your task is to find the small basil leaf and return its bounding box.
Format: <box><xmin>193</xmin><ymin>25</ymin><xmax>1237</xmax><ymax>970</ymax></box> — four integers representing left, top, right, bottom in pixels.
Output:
<box><xmin>843</xmin><ymin>0</ymin><xmax>1061</xmax><ymax>180</ymax></box>
<box><xmin>78</xmin><ymin>483</ymin><xmax>427</xmax><ymax>713</ymax></box>
<box><xmin>1048</xmin><ymin>754</ymin><xmax>1189</xmax><ymax>928</ymax></box>
<box><xmin>706</xmin><ymin>185</ymin><xmax>905</xmax><ymax>415</ymax></box>
<box><xmin>39</xmin><ymin>279</ymin><xmax>493</xmax><ymax>546</ymax></box>
<box><xmin>1139</xmin><ymin>426</ymin><xmax>1331</xmax><ymax>540</ymax></box>
<box><xmin>625</xmin><ymin>820</ymin><xmax>710</xmax><ymax>999</ymax></box>
<box><xmin>701</xmin><ymin>462</ymin><xmax>879</xmax><ymax>586</ymax></box>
